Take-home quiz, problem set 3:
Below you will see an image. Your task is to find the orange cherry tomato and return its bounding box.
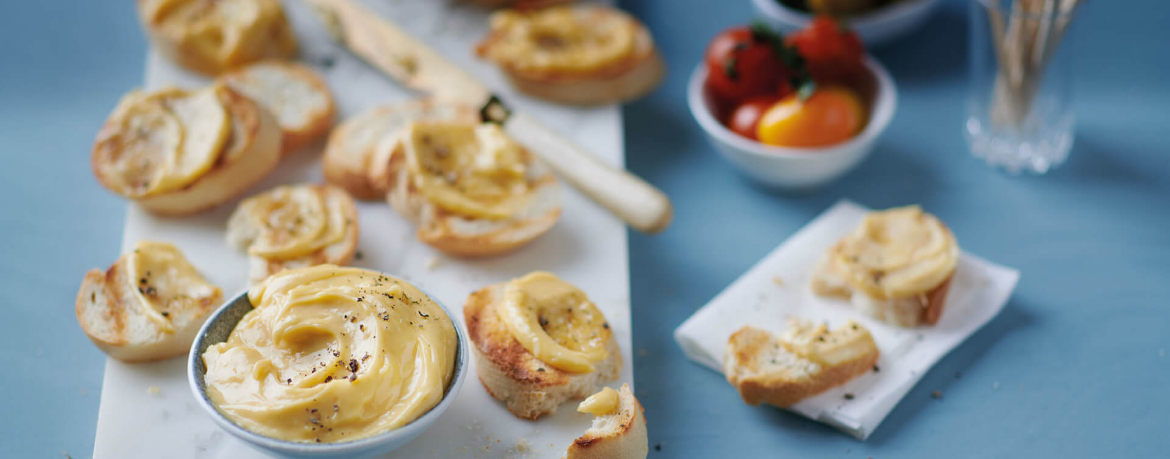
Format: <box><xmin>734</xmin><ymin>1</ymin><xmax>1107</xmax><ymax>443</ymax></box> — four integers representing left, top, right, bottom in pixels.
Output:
<box><xmin>727</xmin><ymin>96</ymin><xmax>779</xmax><ymax>140</ymax></box>
<box><xmin>756</xmin><ymin>86</ymin><xmax>867</xmax><ymax>148</ymax></box>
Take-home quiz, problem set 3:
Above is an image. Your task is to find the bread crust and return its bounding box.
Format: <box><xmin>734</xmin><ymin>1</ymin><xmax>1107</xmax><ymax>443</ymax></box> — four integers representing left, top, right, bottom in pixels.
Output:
<box><xmin>476</xmin><ymin>4</ymin><xmax>665</xmax><ymax>105</ymax></box>
<box><xmin>724</xmin><ymin>326</ymin><xmax>879</xmax><ymax>408</ymax></box>
<box><xmin>565</xmin><ymin>384</ymin><xmax>649</xmax><ymax>459</ymax></box>
<box><xmin>221</xmin><ymin>61</ymin><xmax>336</xmax><ymax>153</ymax></box>
<box><xmin>130</xmin><ymin>85</ymin><xmax>282</xmax><ymax>216</ymax></box>
<box><xmin>464</xmin><ymin>282</ymin><xmax>621</xmax><ymax>420</ymax></box>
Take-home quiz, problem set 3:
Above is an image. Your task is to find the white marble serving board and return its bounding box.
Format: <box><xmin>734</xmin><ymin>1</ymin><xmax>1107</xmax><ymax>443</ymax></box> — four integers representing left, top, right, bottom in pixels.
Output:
<box><xmin>92</xmin><ymin>1</ymin><xmax>631</xmax><ymax>458</ymax></box>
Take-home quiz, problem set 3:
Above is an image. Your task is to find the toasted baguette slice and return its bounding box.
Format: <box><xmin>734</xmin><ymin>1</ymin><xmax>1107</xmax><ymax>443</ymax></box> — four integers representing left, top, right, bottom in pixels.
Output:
<box><xmin>226</xmin><ymin>184</ymin><xmax>360</xmax><ymax>283</ymax></box>
<box><xmin>133</xmin><ymin>84</ymin><xmax>283</xmax><ymax>215</ymax></box>
<box><xmin>323</xmin><ymin>101</ymin><xmax>478</xmax><ymax>200</ymax></box>
<box><xmin>565</xmin><ymin>384</ymin><xmax>649</xmax><ymax>459</ymax></box>
<box><xmin>138</xmin><ymin>0</ymin><xmax>297</xmax><ymax>76</ymax></box>
<box><xmin>75</xmin><ymin>242</ymin><xmax>222</xmax><ymax>362</ymax></box>
<box><xmin>370</xmin><ymin>122</ymin><xmax>561</xmax><ymax>257</ymax></box>
<box><xmin>812</xmin><ymin>257</ymin><xmax>955</xmax><ymax>327</ymax></box>
<box><xmin>464</xmin><ymin>282</ymin><xmax>621</xmax><ymax>420</ymax></box>
<box><xmin>810</xmin><ymin>206</ymin><xmax>959</xmax><ymax>327</ymax></box>
<box><xmin>724</xmin><ymin>322</ymin><xmax>879</xmax><ymax>407</ymax></box>
<box><xmin>219</xmin><ymin>61</ymin><xmax>336</xmax><ymax>153</ymax></box>
<box><xmin>476</xmin><ymin>4</ymin><xmax>665</xmax><ymax>105</ymax></box>
<box><xmin>386</xmin><ymin>163</ymin><xmax>560</xmax><ymax>257</ymax></box>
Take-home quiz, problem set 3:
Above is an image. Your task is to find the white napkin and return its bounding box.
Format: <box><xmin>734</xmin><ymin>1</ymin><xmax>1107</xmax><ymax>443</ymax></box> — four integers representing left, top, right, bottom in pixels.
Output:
<box><xmin>674</xmin><ymin>200</ymin><xmax>1020</xmax><ymax>440</ymax></box>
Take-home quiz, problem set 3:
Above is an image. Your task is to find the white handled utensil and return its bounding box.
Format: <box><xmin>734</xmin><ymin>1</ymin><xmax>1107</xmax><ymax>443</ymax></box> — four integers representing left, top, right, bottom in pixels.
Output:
<box><xmin>308</xmin><ymin>0</ymin><xmax>673</xmax><ymax>233</ymax></box>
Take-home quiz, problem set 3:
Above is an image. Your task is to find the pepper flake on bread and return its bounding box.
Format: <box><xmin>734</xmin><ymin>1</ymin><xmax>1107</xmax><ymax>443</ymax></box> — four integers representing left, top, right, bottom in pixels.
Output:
<box><xmin>464</xmin><ymin>271</ymin><xmax>621</xmax><ymax>420</ymax></box>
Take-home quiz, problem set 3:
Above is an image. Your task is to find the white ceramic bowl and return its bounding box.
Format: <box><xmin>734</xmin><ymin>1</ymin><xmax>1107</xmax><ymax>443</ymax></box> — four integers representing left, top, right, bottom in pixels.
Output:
<box><xmin>189</xmin><ymin>288</ymin><xmax>469</xmax><ymax>459</ymax></box>
<box><xmin>687</xmin><ymin>56</ymin><xmax>896</xmax><ymax>189</ymax></box>
<box><xmin>751</xmin><ymin>0</ymin><xmax>940</xmax><ymax>47</ymax></box>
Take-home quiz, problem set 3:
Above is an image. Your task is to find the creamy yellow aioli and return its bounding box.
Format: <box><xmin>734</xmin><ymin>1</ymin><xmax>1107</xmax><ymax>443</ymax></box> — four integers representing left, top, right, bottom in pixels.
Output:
<box><xmin>577</xmin><ymin>386</ymin><xmax>619</xmax><ymax>415</ymax></box>
<box><xmin>485</xmin><ymin>6</ymin><xmax>637</xmax><ymax>74</ymax></box>
<box><xmin>497</xmin><ymin>272</ymin><xmax>610</xmax><ymax>373</ymax></box>
<box><xmin>830</xmin><ymin>206</ymin><xmax>959</xmax><ymax>299</ymax></box>
<box><xmin>401</xmin><ymin>121</ymin><xmax>532</xmax><ymax>219</ymax></box>
<box><xmin>126</xmin><ymin>241</ymin><xmax>221</xmax><ymax>332</ymax></box>
<box><xmin>202</xmin><ymin>265</ymin><xmax>457</xmax><ymax>443</ymax></box>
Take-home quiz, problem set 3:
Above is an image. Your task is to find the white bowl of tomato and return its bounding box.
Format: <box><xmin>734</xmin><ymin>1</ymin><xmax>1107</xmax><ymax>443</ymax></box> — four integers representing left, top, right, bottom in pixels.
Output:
<box><xmin>687</xmin><ymin>19</ymin><xmax>896</xmax><ymax>189</ymax></box>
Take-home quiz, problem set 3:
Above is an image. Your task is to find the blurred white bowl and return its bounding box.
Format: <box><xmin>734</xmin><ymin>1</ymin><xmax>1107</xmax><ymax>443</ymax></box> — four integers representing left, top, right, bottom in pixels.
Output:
<box><xmin>686</xmin><ymin>56</ymin><xmax>896</xmax><ymax>189</ymax></box>
<box><xmin>751</xmin><ymin>0</ymin><xmax>940</xmax><ymax>47</ymax></box>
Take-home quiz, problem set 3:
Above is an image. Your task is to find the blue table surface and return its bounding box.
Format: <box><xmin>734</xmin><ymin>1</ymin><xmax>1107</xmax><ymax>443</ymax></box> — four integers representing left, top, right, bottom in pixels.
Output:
<box><xmin>3</xmin><ymin>0</ymin><xmax>1167</xmax><ymax>457</ymax></box>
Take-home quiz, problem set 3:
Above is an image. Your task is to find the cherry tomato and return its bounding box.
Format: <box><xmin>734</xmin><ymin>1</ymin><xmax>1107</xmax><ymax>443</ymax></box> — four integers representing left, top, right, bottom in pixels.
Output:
<box><xmin>785</xmin><ymin>17</ymin><xmax>864</xmax><ymax>85</ymax></box>
<box><xmin>704</xmin><ymin>27</ymin><xmax>785</xmax><ymax>104</ymax></box>
<box><xmin>756</xmin><ymin>86</ymin><xmax>867</xmax><ymax>148</ymax></box>
<box><xmin>726</xmin><ymin>96</ymin><xmax>779</xmax><ymax>140</ymax></box>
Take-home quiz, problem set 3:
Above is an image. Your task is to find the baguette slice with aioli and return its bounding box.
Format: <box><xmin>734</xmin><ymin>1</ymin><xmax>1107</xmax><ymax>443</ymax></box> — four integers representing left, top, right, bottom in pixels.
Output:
<box><xmin>323</xmin><ymin>101</ymin><xmax>477</xmax><ymax>200</ymax></box>
<box><xmin>565</xmin><ymin>384</ymin><xmax>649</xmax><ymax>459</ymax></box>
<box><xmin>464</xmin><ymin>272</ymin><xmax>621</xmax><ymax>420</ymax></box>
<box><xmin>137</xmin><ymin>0</ymin><xmax>298</xmax><ymax>76</ymax></box>
<box><xmin>810</xmin><ymin>205</ymin><xmax>960</xmax><ymax>327</ymax></box>
<box><xmin>476</xmin><ymin>4</ymin><xmax>665</xmax><ymax>105</ymax></box>
<box><xmin>226</xmin><ymin>184</ymin><xmax>360</xmax><ymax>283</ymax></box>
<box><xmin>219</xmin><ymin>61</ymin><xmax>336</xmax><ymax>153</ymax></box>
<box><xmin>92</xmin><ymin>84</ymin><xmax>282</xmax><ymax>216</ymax></box>
<box><xmin>724</xmin><ymin>321</ymin><xmax>879</xmax><ymax>407</ymax></box>
<box><xmin>75</xmin><ymin>241</ymin><xmax>223</xmax><ymax>362</ymax></box>
<box><xmin>370</xmin><ymin>120</ymin><xmax>561</xmax><ymax>257</ymax></box>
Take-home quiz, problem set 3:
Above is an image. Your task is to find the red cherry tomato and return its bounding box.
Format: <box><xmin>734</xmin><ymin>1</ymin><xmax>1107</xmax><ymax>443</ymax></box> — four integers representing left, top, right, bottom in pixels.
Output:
<box><xmin>785</xmin><ymin>17</ymin><xmax>864</xmax><ymax>84</ymax></box>
<box><xmin>704</xmin><ymin>27</ymin><xmax>785</xmax><ymax>104</ymax></box>
<box><xmin>726</xmin><ymin>96</ymin><xmax>779</xmax><ymax>140</ymax></box>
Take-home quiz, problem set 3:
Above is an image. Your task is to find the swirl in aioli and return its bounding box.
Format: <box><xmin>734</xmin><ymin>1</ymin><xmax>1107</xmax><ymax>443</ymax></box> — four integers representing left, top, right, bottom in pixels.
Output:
<box><xmin>202</xmin><ymin>265</ymin><xmax>457</xmax><ymax>443</ymax></box>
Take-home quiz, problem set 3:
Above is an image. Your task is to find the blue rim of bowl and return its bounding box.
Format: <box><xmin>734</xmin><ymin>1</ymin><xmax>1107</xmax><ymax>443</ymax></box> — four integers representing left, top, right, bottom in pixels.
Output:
<box><xmin>751</xmin><ymin>0</ymin><xmax>938</xmax><ymax>27</ymax></box>
<box><xmin>187</xmin><ymin>281</ymin><xmax>469</xmax><ymax>454</ymax></box>
<box><xmin>686</xmin><ymin>55</ymin><xmax>897</xmax><ymax>159</ymax></box>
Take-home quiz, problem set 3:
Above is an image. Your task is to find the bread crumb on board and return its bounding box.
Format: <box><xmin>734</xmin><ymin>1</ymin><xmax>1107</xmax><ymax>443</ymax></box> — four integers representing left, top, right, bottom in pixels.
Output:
<box><xmin>425</xmin><ymin>256</ymin><xmax>442</xmax><ymax>271</ymax></box>
<box><xmin>147</xmin><ymin>386</ymin><xmax>161</xmax><ymax>396</ymax></box>
<box><xmin>771</xmin><ymin>275</ymin><xmax>785</xmax><ymax>286</ymax></box>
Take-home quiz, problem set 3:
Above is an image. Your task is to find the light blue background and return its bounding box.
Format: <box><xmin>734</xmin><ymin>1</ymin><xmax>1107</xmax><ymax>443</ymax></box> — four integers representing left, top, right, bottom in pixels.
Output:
<box><xmin>2</xmin><ymin>0</ymin><xmax>1167</xmax><ymax>457</ymax></box>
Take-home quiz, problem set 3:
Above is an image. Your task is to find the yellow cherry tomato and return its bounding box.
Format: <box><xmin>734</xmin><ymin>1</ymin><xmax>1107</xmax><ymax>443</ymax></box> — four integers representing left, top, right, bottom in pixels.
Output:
<box><xmin>756</xmin><ymin>86</ymin><xmax>867</xmax><ymax>148</ymax></box>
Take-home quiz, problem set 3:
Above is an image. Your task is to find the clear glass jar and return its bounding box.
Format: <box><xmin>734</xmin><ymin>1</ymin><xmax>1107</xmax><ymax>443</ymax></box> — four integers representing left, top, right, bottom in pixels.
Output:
<box><xmin>966</xmin><ymin>0</ymin><xmax>1077</xmax><ymax>174</ymax></box>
